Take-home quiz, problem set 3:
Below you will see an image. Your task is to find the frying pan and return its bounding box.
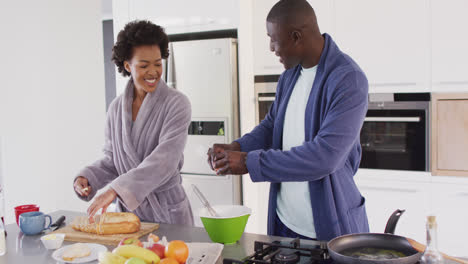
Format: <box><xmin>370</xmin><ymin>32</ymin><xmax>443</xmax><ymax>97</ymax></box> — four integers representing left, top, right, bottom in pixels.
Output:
<box><xmin>327</xmin><ymin>209</ymin><xmax>421</xmax><ymax>264</ymax></box>
<box><xmin>327</xmin><ymin>210</ymin><xmax>468</xmax><ymax>264</ymax></box>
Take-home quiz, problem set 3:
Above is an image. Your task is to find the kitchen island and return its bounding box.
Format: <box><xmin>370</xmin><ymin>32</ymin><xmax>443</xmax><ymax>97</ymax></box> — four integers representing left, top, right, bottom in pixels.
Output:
<box><xmin>0</xmin><ymin>210</ymin><xmax>288</xmax><ymax>264</ymax></box>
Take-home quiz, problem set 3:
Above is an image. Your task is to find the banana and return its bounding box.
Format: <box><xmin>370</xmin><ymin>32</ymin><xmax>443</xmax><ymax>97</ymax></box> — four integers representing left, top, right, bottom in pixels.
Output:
<box><xmin>98</xmin><ymin>251</ymin><xmax>127</xmax><ymax>264</ymax></box>
<box><xmin>113</xmin><ymin>245</ymin><xmax>160</xmax><ymax>264</ymax></box>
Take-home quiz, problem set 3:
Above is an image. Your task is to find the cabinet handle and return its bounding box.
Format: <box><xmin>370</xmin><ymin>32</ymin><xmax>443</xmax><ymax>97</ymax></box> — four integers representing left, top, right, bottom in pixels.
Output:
<box><xmin>434</xmin><ymin>81</ymin><xmax>468</xmax><ymax>85</ymax></box>
<box><xmin>360</xmin><ymin>186</ymin><xmax>418</xmax><ymax>193</ymax></box>
<box><xmin>364</xmin><ymin>117</ymin><xmax>421</xmax><ymax>122</ymax></box>
<box><xmin>370</xmin><ymin>82</ymin><xmax>418</xmax><ymax>87</ymax></box>
<box><xmin>258</xmin><ymin>97</ymin><xmax>276</xmax><ymax>101</ymax></box>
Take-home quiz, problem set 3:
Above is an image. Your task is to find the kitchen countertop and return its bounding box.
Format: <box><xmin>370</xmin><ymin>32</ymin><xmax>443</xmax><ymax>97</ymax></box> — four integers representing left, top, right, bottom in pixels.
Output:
<box><xmin>0</xmin><ymin>210</ymin><xmax>288</xmax><ymax>264</ymax></box>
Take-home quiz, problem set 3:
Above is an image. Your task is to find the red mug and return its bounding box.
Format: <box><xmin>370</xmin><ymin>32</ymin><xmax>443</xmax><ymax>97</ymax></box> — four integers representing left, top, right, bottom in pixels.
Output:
<box><xmin>14</xmin><ymin>204</ymin><xmax>39</xmax><ymax>226</ymax></box>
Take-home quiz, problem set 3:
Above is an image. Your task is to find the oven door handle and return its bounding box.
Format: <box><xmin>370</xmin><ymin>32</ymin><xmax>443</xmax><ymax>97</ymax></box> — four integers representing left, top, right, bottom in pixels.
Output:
<box><xmin>258</xmin><ymin>97</ymin><xmax>276</xmax><ymax>102</ymax></box>
<box><xmin>364</xmin><ymin>117</ymin><xmax>421</xmax><ymax>122</ymax></box>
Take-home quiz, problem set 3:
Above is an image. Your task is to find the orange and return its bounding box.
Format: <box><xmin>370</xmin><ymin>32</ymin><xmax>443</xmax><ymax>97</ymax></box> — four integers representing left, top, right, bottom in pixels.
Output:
<box><xmin>160</xmin><ymin>258</ymin><xmax>179</xmax><ymax>264</ymax></box>
<box><xmin>164</xmin><ymin>240</ymin><xmax>189</xmax><ymax>264</ymax></box>
<box><xmin>148</xmin><ymin>233</ymin><xmax>160</xmax><ymax>243</ymax></box>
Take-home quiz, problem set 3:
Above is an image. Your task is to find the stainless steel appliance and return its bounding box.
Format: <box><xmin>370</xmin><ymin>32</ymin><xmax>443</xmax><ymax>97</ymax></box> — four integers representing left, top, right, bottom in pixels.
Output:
<box><xmin>253</xmin><ymin>76</ymin><xmax>431</xmax><ymax>172</ymax></box>
<box><xmin>360</xmin><ymin>93</ymin><xmax>430</xmax><ymax>171</ymax></box>
<box><xmin>254</xmin><ymin>75</ymin><xmax>280</xmax><ymax>125</ymax></box>
<box><xmin>164</xmin><ymin>33</ymin><xmax>241</xmax><ymax>227</ymax></box>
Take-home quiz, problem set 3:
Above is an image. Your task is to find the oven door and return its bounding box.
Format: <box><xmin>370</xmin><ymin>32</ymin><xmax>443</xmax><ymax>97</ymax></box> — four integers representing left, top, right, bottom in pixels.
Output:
<box><xmin>359</xmin><ymin>105</ymin><xmax>429</xmax><ymax>171</ymax></box>
<box><xmin>256</xmin><ymin>94</ymin><xmax>275</xmax><ymax>124</ymax></box>
<box><xmin>255</xmin><ymin>80</ymin><xmax>277</xmax><ymax>125</ymax></box>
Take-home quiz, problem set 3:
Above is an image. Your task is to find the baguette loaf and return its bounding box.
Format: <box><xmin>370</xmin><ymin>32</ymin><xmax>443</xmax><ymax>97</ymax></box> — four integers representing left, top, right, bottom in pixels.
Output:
<box><xmin>71</xmin><ymin>212</ymin><xmax>141</xmax><ymax>235</ymax></box>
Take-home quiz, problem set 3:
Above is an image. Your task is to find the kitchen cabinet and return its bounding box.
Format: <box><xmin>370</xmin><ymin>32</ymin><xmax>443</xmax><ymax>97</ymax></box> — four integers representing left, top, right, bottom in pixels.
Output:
<box><xmin>431</xmin><ymin>0</ymin><xmax>468</xmax><ymax>92</ymax></box>
<box><xmin>431</xmin><ymin>93</ymin><xmax>468</xmax><ymax>176</ymax></box>
<box><xmin>126</xmin><ymin>0</ymin><xmax>239</xmax><ymax>35</ymax></box>
<box><xmin>252</xmin><ymin>0</ymin><xmax>333</xmax><ymax>76</ymax></box>
<box><xmin>334</xmin><ymin>0</ymin><xmax>429</xmax><ymax>93</ymax></box>
<box><xmin>355</xmin><ymin>176</ymin><xmax>428</xmax><ymax>245</ymax></box>
<box><xmin>429</xmin><ymin>182</ymin><xmax>468</xmax><ymax>257</ymax></box>
<box><xmin>355</xmin><ymin>169</ymin><xmax>468</xmax><ymax>257</ymax></box>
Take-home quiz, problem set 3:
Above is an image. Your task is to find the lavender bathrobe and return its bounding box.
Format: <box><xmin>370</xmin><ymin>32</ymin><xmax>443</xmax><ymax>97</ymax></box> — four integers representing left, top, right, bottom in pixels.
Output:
<box><xmin>76</xmin><ymin>79</ymin><xmax>194</xmax><ymax>225</ymax></box>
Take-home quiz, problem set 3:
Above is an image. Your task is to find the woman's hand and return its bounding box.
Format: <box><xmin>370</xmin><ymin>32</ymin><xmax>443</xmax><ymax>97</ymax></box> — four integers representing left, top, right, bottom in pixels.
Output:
<box><xmin>87</xmin><ymin>188</ymin><xmax>117</xmax><ymax>222</ymax></box>
<box><xmin>74</xmin><ymin>176</ymin><xmax>92</xmax><ymax>197</ymax></box>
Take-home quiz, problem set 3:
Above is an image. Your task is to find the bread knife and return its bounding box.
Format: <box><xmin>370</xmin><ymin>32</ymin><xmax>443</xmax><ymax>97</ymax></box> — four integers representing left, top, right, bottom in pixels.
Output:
<box><xmin>51</xmin><ymin>215</ymin><xmax>66</xmax><ymax>231</ymax></box>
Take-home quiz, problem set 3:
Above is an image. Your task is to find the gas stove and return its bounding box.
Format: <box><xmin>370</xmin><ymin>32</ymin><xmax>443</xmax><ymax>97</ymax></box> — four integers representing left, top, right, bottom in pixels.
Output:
<box><xmin>223</xmin><ymin>238</ymin><xmax>333</xmax><ymax>264</ymax></box>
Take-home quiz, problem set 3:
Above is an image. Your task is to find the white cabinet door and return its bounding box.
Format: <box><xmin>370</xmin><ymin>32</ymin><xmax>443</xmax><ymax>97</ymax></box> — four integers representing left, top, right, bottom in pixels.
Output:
<box><xmin>431</xmin><ymin>0</ymin><xmax>468</xmax><ymax>92</ymax></box>
<box><xmin>357</xmin><ymin>179</ymin><xmax>428</xmax><ymax>244</ymax></box>
<box><xmin>128</xmin><ymin>0</ymin><xmax>239</xmax><ymax>35</ymax></box>
<box><xmin>334</xmin><ymin>0</ymin><xmax>428</xmax><ymax>93</ymax></box>
<box><xmin>252</xmin><ymin>0</ymin><xmax>333</xmax><ymax>76</ymax></box>
<box><xmin>357</xmin><ymin>173</ymin><xmax>468</xmax><ymax>257</ymax></box>
<box><xmin>429</xmin><ymin>182</ymin><xmax>468</xmax><ymax>257</ymax></box>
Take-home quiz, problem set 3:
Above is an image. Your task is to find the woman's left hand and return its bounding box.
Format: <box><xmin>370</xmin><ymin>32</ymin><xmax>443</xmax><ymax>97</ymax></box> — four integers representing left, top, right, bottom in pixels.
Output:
<box><xmin>87</xmin><ymin>188</ymin><xmax>117</xmax><ymax>222</ymax></box>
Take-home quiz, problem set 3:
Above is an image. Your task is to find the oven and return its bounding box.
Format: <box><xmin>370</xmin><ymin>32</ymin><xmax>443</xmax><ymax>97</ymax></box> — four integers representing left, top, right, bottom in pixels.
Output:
<box><xmin>255</xmin><ymin>75</ymin><xmax>280</xmax><ymax>125</ymax></box>
<box><xmin>254</xmin><ymin>77</ymin><xmax>431</xmax><ymax>171</ymax></box>
<box><xmin>360</xmin><ymin>93</ymin><xmax>430</xmax><ymax>171</ymax></box>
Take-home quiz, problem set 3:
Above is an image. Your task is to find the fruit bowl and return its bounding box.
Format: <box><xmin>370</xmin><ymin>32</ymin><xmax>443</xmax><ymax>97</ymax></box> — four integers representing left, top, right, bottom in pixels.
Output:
<box><xmin>199</xmin><ymin>205</ymin><xmax>251</xmax><ymax>244</ymax></box>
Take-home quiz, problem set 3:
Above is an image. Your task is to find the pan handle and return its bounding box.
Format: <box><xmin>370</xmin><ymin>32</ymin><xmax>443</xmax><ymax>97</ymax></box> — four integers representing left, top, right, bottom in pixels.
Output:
<box><xmin>384</xmin><ymin>209</ymin><xmax>405</xmax><ymax>234</ymax></box>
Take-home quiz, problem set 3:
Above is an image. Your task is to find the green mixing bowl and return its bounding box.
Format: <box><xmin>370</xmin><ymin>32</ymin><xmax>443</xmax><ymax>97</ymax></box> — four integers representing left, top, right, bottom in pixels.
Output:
<box><xmin>200</xmin><ymin>205</ymin><xmax>251</xmax><ymax>244</ymax></box>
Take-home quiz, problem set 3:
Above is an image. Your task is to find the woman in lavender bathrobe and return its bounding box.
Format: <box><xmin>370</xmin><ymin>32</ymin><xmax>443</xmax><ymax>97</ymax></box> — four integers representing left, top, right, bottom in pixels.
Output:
<box><xmin>73</xmin><ymin>20</ymin><xmax>194</xmax><ymax>225</ymax></box>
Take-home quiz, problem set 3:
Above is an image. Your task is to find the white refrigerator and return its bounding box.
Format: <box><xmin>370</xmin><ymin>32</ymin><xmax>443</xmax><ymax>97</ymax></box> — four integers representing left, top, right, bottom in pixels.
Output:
<box><xmin>164</xmin><ymin>38</ymin><xmax>242</xmax><ymax>227</ymax></box>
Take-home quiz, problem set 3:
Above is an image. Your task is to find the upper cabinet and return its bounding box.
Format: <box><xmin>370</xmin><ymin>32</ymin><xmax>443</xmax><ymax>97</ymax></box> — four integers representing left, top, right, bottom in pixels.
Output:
<box><xmin>431</xmin><ymin>0</ymin><xmax>468</xmax><ymax>92</ymax></box>
<box><xmin>252</xmin><ymin>0</ymin><xmax>333</xmax><ymax>76</ymax></box>
<box><xmin>127</xmin><ymin>0</ymin><xmax>239</xmax><ymax>34</ymax></box>
<box><xmin>334</xmin><ymin>0</ymin><xmax>429</xmax><ymax>93</ymax></box>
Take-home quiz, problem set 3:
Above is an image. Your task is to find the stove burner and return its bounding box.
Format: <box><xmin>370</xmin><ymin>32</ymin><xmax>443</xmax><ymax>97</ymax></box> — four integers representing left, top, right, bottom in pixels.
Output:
<box><xmin>273</xmin><ymin>249</ymin><xmax>300</xmax><ymax>264</ymax></box>
<box><xmin>223</xmin><ymin>238</ymin><xmax>329</xmax><ymax>264</ymax></box>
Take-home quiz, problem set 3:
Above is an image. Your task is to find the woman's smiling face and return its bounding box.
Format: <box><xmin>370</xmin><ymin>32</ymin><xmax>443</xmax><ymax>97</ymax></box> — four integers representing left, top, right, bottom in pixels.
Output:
<box><xmin>124</xmin><ymin>45</ymin><xmax>163</xmax><ymax>93</ymax></box>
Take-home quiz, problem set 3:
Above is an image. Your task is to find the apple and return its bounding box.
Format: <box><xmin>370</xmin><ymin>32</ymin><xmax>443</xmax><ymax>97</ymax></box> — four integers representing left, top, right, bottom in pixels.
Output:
<box><xmin>147</xmin><ymin>243</ymin><xmax>165</xmax><ymax>258</ymax></box>
<box><xmin>125</xmin><ymin>257</ymin><xmax>146</xmax><ymax>264</ymax></box>
<box><xmin>119</xmin><ymin>237</ymin><xmax>143</xmax><ymax>247</ymax></box>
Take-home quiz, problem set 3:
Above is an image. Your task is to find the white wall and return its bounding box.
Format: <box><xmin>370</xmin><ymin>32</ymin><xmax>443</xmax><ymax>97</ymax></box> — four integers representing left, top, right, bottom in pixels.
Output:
<box><xmin>0</xmin><ymin>0</ymin><xmax>106</xmax><ymax>224</ymax></box>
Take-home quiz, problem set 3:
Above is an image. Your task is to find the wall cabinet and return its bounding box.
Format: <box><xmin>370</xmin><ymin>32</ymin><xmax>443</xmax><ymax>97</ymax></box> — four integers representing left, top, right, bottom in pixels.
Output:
<box><xmin>431</xmin><ymin>93</ymin><xmax>468</xmax><ymax>176</ymax></box>
<box><xmin>431</xmin><ymin>0</ymin><xmax>468</xmax><ymax>92</ymax></box>
<box><xmin>252</xmin><ymin>0</ymin><xmax>333</xmax><ymax>76</ymax></box>
<box><xmin>127</xmin><ymin>0</ymin><xmax>239</xmax><ymax>35</ymax></box>
<box><xmin>334</xmin><ymin>0</ymin><xmax>429</xmax><ymax>93</ymax></box>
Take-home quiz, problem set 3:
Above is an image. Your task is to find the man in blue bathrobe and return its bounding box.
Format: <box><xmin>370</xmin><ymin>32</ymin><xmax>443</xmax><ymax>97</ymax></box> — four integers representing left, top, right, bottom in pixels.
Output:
<box><xmin>208</xmin><ymin>0</ymin><xmax>369</xmax><ymax>241</ymax></box>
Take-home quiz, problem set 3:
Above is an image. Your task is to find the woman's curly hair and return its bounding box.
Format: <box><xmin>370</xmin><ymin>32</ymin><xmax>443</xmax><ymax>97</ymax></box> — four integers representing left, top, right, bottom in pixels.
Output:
<box><xmin>112</xmin><ymin>20</ymin><xmax>169</xmax><ymax>77</ymax></box>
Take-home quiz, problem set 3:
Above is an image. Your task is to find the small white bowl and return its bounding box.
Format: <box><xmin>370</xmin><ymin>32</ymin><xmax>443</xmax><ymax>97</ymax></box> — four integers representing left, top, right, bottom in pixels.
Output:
<box><xmin>40</xmin><ymin>233</ymin><xmax>65</xmax><ymax>250</ymax></box>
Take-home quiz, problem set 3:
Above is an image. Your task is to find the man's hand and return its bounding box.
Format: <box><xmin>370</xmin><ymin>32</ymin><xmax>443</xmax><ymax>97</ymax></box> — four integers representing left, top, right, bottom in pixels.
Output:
<box><xmin>212</xmin><ymin>150</ymin><xmax>248</xmax><ymax>175</ymax></box>
<box><xmin>74</xmin><ymin>176</ymin><xmax>92</xmax><ymax>197</ymax></box>
<box><xmin>87</xmin><ymin>188</ymin><xmax>117</xmax><ymax>223</ymax></box>
<box><xmin>207</xmin><ymin>142</ymin><xmax>241</xmax><ymax>171</ymax></box>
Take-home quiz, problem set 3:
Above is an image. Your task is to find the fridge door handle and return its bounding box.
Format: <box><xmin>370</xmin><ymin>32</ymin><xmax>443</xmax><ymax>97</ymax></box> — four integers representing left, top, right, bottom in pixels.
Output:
<box><xmin>167</xmin><ymin>42</ymin><xmax>176</xmax><ymax>89</ymax></box>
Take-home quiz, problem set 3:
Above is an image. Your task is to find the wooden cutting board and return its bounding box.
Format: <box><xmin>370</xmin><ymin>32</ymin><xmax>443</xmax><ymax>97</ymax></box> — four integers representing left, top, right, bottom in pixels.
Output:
<box><xmin>51</xmin><ymin>222</ymin><xmax>159</xmax><ymax>246</ymax></box>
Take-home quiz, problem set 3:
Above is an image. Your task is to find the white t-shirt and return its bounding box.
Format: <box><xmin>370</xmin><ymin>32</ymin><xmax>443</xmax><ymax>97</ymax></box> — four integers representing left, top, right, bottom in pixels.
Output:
<box><xmin>276</xmin><ymin>65</ymin><xmax>317</xmax><ymax>238</ymax></box>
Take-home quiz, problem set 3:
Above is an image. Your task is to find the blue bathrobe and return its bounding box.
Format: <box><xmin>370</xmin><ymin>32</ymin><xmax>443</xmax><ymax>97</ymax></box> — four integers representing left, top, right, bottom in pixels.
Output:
<box><xmin>235</xmin><ymin>34</ymin><xmax>369</xmax><ymax>241</ymax></box>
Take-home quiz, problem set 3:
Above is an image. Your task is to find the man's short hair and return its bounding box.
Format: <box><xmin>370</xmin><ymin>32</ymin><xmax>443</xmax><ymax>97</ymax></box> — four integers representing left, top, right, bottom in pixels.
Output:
<box><xmin>267</xmin><ymin>0</ymin><xmax>315</xmax><ymax>28</ymax></box>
